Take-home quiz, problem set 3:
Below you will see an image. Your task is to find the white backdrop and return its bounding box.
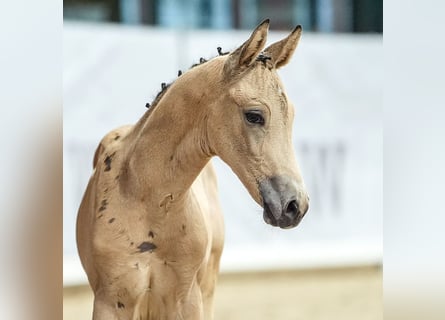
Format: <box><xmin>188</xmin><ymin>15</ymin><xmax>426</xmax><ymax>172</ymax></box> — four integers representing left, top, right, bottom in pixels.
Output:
<box><xmin>64</xmin><ymin>22</ymin><xmax>382</xmax><ymax>285</ymax></box>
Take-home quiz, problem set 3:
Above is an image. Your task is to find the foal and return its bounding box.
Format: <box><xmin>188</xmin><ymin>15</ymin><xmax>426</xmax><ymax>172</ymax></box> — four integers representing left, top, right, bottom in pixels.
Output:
<box><xmin>77</xmin><ymin>19</ymin><xmax>309</xmax><ymax>320</ymax></box>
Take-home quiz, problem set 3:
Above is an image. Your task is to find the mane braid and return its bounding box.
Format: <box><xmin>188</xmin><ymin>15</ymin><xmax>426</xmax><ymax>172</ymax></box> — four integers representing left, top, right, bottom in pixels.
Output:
<box><xmin>143</xmin><ymin>82</ymin><xmax>171</xmax><ymax>115</ymax></box>
<box><xmin>217</xmin><ymin>47</ymin><xmax>229</xmax><ymax>56</ymax></box>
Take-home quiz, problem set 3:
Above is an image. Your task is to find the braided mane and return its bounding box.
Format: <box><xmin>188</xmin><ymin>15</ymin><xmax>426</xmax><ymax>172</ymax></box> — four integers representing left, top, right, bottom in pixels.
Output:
<box><xmin>142</xmin><ymin>46</ymin><xmax>270</xmax><ymax>120</ymax></box>
<box><xmin>144</xmin><ymin>47</ymin><xmax>230</xmax><ymax>112</ymax></box>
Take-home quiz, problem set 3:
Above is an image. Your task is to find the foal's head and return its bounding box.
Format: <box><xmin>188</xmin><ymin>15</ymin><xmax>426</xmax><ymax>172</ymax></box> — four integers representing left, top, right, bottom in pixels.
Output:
<box><xmin>207</xmin><ymin>20</ymin><xmax>309</xmax><ymax>229</ymax></box>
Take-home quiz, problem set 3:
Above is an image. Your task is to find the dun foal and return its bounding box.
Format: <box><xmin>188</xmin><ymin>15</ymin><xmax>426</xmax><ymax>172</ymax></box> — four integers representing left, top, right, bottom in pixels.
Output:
<box><xmin>77</xmin><ymin>19</ymin><xmax>309</xmax><ymax>320</ymax></box>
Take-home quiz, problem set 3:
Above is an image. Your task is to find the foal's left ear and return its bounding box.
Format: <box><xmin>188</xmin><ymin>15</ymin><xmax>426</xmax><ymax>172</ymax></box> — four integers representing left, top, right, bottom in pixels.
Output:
<box><xmin>264</xmin><ymin>25</ymin><xmax>302</xmax><ymax>69</ymax></box>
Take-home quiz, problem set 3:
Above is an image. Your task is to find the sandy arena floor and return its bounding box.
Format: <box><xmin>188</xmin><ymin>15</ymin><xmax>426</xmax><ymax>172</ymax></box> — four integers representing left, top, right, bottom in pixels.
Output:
<box><xmin>63</xmin><ymin>266</ymin><xmax>382</xmax><ymax>320</ymax></box>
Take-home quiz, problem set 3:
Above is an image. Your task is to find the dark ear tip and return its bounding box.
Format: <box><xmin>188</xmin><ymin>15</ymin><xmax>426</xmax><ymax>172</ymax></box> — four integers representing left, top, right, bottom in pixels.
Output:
<box><xmin>254</xmin><ymin>19</ymin><xmax>270</xmax><ymax>34</ymax></box>
<box><xmin>294</xmin><ymin>25</ymin><xmax>303</xmax><ymax>32</ymax></box>
<box><xmin>258</xmin><ymin>19</ymin><xmax>270</xmax><ymax>27</ymax></box>
<box><xmin>255</xmin><ymin>19</ymin><xmax>270</xmax><ymax>29</ymax></box>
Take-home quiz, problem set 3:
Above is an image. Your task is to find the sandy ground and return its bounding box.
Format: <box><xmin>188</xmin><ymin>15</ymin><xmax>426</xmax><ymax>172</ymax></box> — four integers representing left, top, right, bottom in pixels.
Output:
<box><xmin>63</xmin><ymin>266</ymin><xmax>382</xmax><ymax>320</ymax></box>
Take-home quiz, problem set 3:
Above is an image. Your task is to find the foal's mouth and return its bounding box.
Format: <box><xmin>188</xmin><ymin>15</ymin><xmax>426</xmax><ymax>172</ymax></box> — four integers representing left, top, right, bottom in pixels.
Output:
<box><xmin>262</xmin><ymin>201</ymin><xmax>279</xmax><ymax>226</ymax></box>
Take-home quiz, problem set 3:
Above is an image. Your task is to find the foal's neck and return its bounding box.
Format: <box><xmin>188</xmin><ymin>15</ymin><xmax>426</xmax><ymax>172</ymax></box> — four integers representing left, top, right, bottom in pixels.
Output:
<box><xmin>120</xmin><ymin>60</ymin><xmax>223</xmax><ymax>207</ymax></box>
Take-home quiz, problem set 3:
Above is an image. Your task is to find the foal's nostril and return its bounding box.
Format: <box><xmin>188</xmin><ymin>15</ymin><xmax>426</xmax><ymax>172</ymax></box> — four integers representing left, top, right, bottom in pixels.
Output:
<box><xmin>284</xmin><ymin>200</ymin><xmax>299</xmax><ymax>218</ymax></box>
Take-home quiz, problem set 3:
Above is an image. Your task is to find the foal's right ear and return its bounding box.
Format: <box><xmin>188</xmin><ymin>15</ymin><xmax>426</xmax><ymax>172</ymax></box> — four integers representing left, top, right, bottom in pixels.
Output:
<box><xmin>224</xmin><ymin>19</ymin><xmax>269</xmax><ymax>75</ymax></box>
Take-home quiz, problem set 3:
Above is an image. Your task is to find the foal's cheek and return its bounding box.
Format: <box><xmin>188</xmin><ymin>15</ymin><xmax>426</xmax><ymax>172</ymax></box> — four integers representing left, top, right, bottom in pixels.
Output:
<box><xmin>243</xmin><ymin>129</ymin><xmax>266</xmax><ymax>157</ymax></box>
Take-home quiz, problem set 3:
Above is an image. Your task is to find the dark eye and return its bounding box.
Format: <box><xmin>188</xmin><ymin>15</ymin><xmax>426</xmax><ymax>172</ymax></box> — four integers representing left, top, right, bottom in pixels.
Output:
<box><xmin>245</xmin><ymin>111</ymin><xmax>265</xmax><ymax>125</ymax></box>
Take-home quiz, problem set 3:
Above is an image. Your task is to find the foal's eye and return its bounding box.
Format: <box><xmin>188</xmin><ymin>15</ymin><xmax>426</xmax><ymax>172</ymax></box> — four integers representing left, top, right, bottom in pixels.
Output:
<box><xmin>245</xmin><ymin>111</ymin><xmax>265</xmax><ymax>125</ymax></box>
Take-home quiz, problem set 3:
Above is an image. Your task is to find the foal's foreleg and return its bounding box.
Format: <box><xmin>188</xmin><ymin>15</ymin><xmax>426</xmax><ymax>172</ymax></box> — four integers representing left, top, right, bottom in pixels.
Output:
<box><xmin>92</xmin><ymin>296</ymin><xmax>120</xmax><ymax>320</ymax></box>
<box><xmin>93</xmin><ymin>291</ymin><xmax>150</xmax><ymax>320</ymax></box>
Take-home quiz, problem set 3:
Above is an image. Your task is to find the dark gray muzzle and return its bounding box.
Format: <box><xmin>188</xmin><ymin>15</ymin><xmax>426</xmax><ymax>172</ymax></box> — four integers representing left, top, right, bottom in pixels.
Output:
<box><xmin>259</xmin><ymin>176</ymin><xmax>309</xmax><ymax>229</ymax></box>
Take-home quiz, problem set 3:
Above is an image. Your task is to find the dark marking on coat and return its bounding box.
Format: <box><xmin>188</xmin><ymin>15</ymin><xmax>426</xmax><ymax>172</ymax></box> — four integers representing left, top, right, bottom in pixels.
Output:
<box><xmin>148</xmin><ymin>231</ymin><xmax>154</xmax><ymax>238</ymax></box>
<box><xmin>178</xmin><ymin>70</ymin><xmax>182</xmax><ymax>77</ymax></box>
<box><xmin>114</xmin><ymin>135</ymin><xmax>120</xmax><ymax>140</ymax></box>
<box><xmin>97</xmin><ymin>214</ymin><xmax>103</xmax><ymax>219</ymax></box>
<box><xmin>104</xmin><ymin>156</ymin><xmax>112</xmax><ymax>171</ymax></box>
<box><xmin>104</xmin><ymin>152</ymin><xmax>116</xmax><ymax>172</ymax></box>
<box><xmin>98</xmin><ymin>199</ymin><xmax>108</xmax><ymax>212</ymax></box>
<box><xmin>130</xmin><ymin>242</ymin><xmax>134</xmax><ymax>246</ymax></box>
<box><xmin>199</xmin><ymin>57</ymin><xmax>207</xmax><ymax>63</ymax></box>
<box><xmin>182</xmin><ymin>224</ymin><xmax>186</xmax><ymax>231</ymax></box>
<box><xmin>115</xmin><ymin>175</ymin><xmax>120</xmax><ymax>180</ymax></box>
<box><xmin>108</xmin><ymin>218</ymin><xmax>115</xmax><ymax>224</ymax></box>
<box><xmin>137</xmin><ymin>241</ymin><xmax>157</xmax><ymax>253</ymax></box>
<box><xmin>117</xmin><ymin>301</ymin><xmax>125</xmax><ymax>309</ymax></box>
<box><xmin>169</xmin><ymin>155</ymin><xmax>174</xmax><ymax>161</ymax></box>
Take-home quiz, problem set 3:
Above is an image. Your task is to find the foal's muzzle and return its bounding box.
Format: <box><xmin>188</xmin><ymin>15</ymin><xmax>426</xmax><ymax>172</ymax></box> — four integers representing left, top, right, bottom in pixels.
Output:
<box><xmin>259</xmin><ymin>176</ymin><xmax>309</xmax><ymax>229</ymax></box>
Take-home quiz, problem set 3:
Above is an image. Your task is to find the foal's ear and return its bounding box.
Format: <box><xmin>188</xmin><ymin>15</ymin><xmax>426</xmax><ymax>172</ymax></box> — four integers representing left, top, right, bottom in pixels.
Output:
<box><xmin>225</xmin><ymin>19</ymin><xmax>269</xmax><ymax>73</ymax></box>
<box><xmin>264</xmin><ymin>25</ymin><xmax>302</xmax><ymax>69</ymax></box>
